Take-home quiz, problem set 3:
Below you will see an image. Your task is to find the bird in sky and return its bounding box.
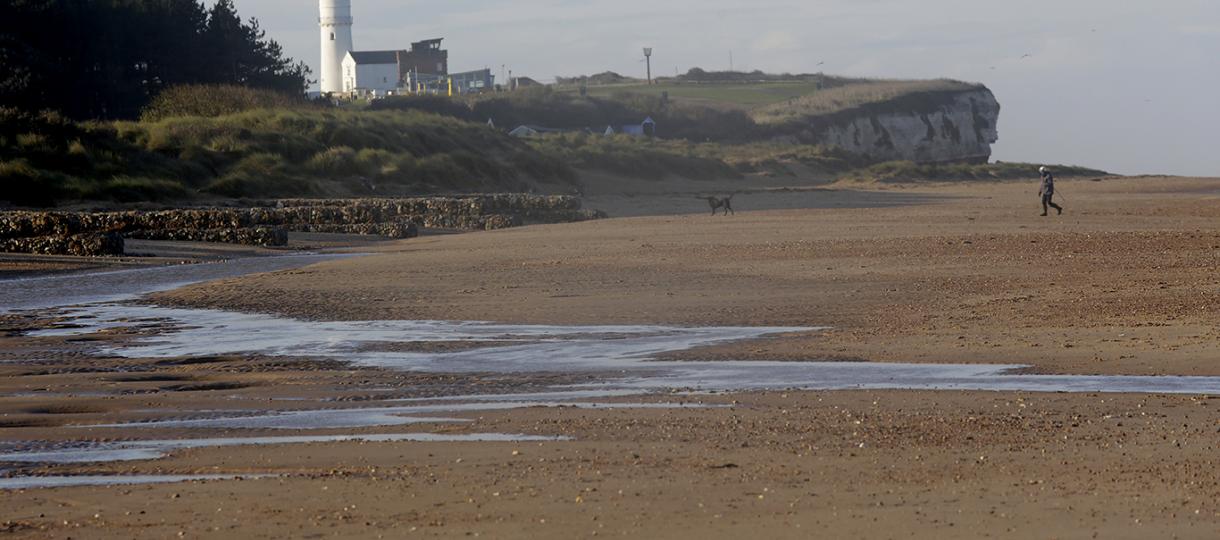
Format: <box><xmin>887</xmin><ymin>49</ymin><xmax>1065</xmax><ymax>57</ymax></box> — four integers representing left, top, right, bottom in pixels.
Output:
<box><xmin>1020</xmin><ymin>53</ymin><xmax>1032</xmax><ymax>59</ymax></box>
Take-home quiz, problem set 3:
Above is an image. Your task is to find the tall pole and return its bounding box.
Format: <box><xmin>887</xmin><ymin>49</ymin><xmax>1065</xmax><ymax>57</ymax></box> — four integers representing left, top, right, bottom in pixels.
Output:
<box><xmin>643</xmin><ymin>47</ymin><xmax>653</xmax><ymax>85</ymax></box>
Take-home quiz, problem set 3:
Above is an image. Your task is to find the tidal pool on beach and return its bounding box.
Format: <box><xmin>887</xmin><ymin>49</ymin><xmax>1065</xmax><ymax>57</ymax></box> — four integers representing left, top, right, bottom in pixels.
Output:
<box><xmin>0</xmin><ymin>253</ymin><xmax>354</xmax><ymax>311</ymax></box>
<box><xmin>78</xmin><ymin>401</ymin><xmax>718</xmax><ymax>431</ymax></box>
<box><xmin>28</xmin><ymin>302</ymin><xmax>1220</xmax><ymax>396</ymax></box>
<box><xmin>5</xmin><ymin>273</ymin><xmax>1220</xmax><ymax>487</ymax></box>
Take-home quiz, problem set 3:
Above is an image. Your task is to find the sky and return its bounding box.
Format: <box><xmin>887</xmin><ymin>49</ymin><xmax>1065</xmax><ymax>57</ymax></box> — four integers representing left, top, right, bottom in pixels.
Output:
<box><xmin>229</xmin><ymin>0</ymin><xmax>1219</xmax><ymax>176</ymax></box>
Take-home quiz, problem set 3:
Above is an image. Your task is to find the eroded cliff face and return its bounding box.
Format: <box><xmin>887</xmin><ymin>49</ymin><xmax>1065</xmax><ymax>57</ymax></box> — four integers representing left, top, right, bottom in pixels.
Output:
<box><xmin>788</xmin><ymin>89</ymin><xmax>1000</xmax><ymax>164</ymax></box>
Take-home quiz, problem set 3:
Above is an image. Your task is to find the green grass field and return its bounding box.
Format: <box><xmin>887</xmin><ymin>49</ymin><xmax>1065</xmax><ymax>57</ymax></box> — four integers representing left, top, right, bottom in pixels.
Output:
<box><xmin>580</xmin><ymin>82</ymin><xmax>823</xmax><ymax>108</ymax></box>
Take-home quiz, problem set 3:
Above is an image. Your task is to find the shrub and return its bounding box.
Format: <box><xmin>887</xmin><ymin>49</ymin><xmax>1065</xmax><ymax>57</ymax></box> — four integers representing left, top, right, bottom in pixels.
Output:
<box><xmin>414</xmin><ymin>154</ymin><xmax>464</xmax><ymax>188</ymax></box>
<box><xmin>1</xmin><ymin>158</ymin><xmax>65</xmax><ymax>207</ymax></box>
<box><xmin>203</xmin><ymin>171</ymin><xmax>313</xmax><ymax>198</ymax></box>
<box><xmin>16</xmin><ymin>133</ymin><xmax>49</xmax><ymax>150</ymax></box>
<box><xmin>228</xmin><ymin>152</ymin><xmax>288</xmax><ymax>178</ymax></box>
<box><xmin>141</xmin><ymin>85</ymin><xmax>318</xmax><ymax>122</ymax></box>
<box><xmin>306</xmin><ymin>146</ymin><xmax>360</xmax><ymax>176</ymax></box>
<box><xmin>67</xmin><ymin>140</ymin><xmax>88</xmax><ymax>156</ymax></box>
<box><xmin>355</xmin><ymin>148</ymin><xmax>397</xmax><ymax>177</ymax></box>
<box><xmin>83</xmin><ymin>176</ymin><xmax>190</xmax><ymax>202</ymax></box>
<box><xmin>381</xmin><ymin>154</ymin><xmax>422</xmax><ymax>185</ymax></box>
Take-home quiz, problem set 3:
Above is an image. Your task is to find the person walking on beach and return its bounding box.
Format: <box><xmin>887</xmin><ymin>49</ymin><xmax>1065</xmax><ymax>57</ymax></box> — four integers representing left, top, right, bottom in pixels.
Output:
<box><xmin>1038</xmin><ymin>166</ymin><xmax>1063</xmax><ymax>216</ymax></box>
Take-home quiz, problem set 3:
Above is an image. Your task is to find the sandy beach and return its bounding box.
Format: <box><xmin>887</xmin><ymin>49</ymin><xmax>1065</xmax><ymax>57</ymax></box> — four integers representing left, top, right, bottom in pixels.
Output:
<box><xmin>159</xmin><ymin>176</ymin><xmax>1220</xmax><ymax>376</ymax></box>
<box><xmin>2</xmin><ymin>175</ymin><xmax>1219</xmax><ymax>538</ymax></box>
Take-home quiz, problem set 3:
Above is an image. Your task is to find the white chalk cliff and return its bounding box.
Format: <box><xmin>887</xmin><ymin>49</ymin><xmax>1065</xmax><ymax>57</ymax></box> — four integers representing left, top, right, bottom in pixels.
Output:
<box><xmin>787</xmin><ymin>88</ymin><xmax>1001</xmax><ymax>163</ymax></box>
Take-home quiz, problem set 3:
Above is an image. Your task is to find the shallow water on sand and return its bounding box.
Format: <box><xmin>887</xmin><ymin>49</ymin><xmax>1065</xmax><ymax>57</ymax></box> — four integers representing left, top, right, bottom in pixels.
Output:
<box><xmin>80</xmin><ymin>401</ymin><xmax>715</xmax><ymax>431</ymax></box>
<box><xmin>0</xmin><ymin>253</ymin><xmax>353</xmax><ymax>311</ymax></box>
<box><xmin>31</xmin><ymin>303</ymin><xmax>1220</xmax><ymax>396</ymax></box>
<box><xmin>5</xmin><ymin>255</ymin><xmax>1220</xmax><ymax>487</ymax></box>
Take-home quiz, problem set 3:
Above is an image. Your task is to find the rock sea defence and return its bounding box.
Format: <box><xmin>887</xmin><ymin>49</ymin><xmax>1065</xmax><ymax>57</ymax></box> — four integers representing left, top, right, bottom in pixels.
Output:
<box><xmin>788</xmin><ymin>88</ymin><xmax>1001</xmax><ymax>164</ymax></box>
<box><xmin>0</xmin><ymin>194</ymin><xmax>604</xmax><ymax>257</ymax></box>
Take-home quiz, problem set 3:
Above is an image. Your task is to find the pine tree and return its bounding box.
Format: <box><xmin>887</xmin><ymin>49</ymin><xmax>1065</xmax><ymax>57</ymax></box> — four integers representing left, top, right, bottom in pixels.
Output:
<box><xmin>204</xmin><ymin>0</ymin><xmax>308</xmax><ymax>93</ymax></box>
<box><xmin>0</xmin><ymin>0</ymin><xmax>308</xmax><ymax>119</ymax></box>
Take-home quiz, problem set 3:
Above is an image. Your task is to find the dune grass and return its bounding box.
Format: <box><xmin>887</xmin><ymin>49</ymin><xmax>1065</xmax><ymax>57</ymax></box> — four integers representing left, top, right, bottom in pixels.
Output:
<box><xmin>140</xmin><ymin>85</ymin><xmax>320</xmax><ymax>122</ymax></box>
<box><xmin>0</xmin><ymin>107</ymin><xmax>576</xmax><ymax>207</ymax></box>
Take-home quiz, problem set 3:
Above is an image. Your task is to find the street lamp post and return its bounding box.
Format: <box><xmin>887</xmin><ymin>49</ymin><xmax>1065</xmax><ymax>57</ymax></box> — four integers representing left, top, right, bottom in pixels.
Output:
<box><xmin>643</xmin><ymin>47</ymin><xmax>653</xmax><ymax>85</ymax></box>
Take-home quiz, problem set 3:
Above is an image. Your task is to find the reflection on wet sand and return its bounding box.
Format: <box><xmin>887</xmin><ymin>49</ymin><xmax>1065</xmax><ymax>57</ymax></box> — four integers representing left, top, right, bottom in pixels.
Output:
<box><xmin>5</xmin><ymin>298</ymin><xmax>1219</xmax><ymax>488</ymax></box>
<box><xmin>31</xmin><ymin>303</ymin><xmax>1220</xmax><ymax>395</ymax></box>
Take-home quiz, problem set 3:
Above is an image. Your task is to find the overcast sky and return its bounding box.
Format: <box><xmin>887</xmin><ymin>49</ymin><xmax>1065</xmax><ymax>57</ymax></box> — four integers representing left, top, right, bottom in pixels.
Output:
<box><xmin>231</xmin><ymin>1</ymin><xmax>1219</xmax><ymax>176</ymax></box>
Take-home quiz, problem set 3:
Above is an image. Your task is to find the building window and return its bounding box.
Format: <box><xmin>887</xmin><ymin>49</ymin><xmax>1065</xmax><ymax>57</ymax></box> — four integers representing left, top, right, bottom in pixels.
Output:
<box><xmin>330</xmin><ymin>33</ymin><xmax>335</xmax><ymax>41</ymax></box>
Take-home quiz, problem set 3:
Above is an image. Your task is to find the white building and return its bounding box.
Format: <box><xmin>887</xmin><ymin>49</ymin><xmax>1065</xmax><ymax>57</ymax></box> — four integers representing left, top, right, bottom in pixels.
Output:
<box><xmin>318</xmin><ymin>0</ymin><xmax>354</xmax><ymax>94</ymax></box>
<box><xmin>341</xmin><ymin>51</ymin><xmax>401</xmax><ymax>96</ymax></box>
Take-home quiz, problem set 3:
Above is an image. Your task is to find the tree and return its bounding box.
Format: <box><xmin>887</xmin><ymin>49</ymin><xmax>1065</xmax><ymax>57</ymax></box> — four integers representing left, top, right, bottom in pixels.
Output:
<box><xmin>204</xmin><ymin>0</ymin><xmax>309</xmax><ymax>93</ymax></box>
<box><xmin>0</xmin><ymin>0</ymin><xmax>308</xmax><ymax>120</ymax></box>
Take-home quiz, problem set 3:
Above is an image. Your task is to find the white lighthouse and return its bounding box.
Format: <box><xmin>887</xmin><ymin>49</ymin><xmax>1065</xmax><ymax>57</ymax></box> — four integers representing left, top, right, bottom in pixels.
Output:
<box><xmin>318</xmin><ymin>0</ymin><xmax>354</xmax><ymax>94</ymax></box>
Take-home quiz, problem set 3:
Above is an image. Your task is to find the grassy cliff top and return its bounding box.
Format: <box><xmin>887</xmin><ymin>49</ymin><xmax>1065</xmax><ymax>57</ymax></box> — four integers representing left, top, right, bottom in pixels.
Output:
<box><xmin>580</xmin><ymin>80</ymin><xmax>826</xmax><ymax>108</ymax></box>
<box><xmin>750</xmin><ymin>79</ymin><xmax>984</xmax><ymax>124</ymax></box>
<box><xmin>559</xmin><ymin>69</ymin><xmax>984</xmax><ymax>121</ymax></box>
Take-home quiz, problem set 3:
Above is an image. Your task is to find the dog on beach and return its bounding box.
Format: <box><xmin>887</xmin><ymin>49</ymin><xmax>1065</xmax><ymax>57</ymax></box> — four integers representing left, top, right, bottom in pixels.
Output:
<box><xmin>702</xmin><ymin>195</ymin><xmax>734</xmax><ymax>216</ymax></box>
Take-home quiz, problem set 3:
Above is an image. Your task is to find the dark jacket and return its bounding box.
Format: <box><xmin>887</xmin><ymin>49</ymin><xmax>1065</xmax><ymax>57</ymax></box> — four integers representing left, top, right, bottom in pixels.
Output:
<box><xmin>1040</xmin><ymin>172</ymin><xmax>1055</xmax><ymax>195</ymax></box>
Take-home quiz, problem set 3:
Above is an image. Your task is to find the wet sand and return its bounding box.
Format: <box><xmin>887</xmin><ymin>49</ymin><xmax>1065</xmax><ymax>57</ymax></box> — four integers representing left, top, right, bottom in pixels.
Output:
<box><xmin>159</xmin><ymin>176</ymin><xmax>1220</xmax><ymax>376</ymax></box>
<box><xmin>2</xmin><ymin>176</ymin><xmax>1220</xmax><ymax>538</ymax></box>
<box><xmin>1</xmin><ymin>382</ymin><xmax>1216</xmax><ymax>538</ymax></box>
